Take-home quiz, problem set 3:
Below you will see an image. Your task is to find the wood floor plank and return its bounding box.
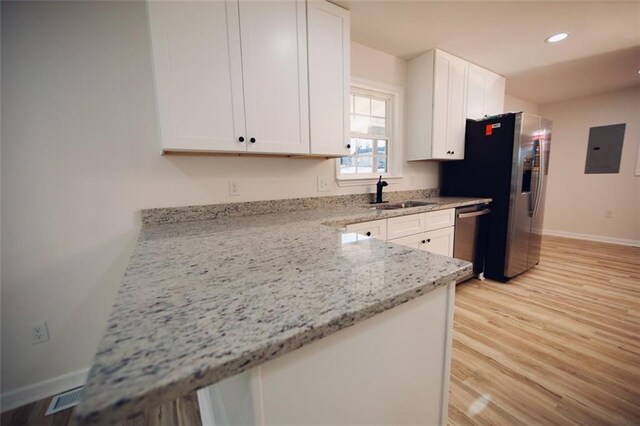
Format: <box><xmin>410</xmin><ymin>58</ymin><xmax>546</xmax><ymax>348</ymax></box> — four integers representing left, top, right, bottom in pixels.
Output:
<box><xmin>448</xmin><ymin>236</ymin><xmax>640</xmax><ymax>425</ymax></box>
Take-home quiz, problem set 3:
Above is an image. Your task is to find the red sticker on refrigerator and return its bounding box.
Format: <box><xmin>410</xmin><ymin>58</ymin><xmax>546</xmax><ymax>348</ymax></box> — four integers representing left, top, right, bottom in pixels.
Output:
<box><xmin>485</xmin><ymin>124</ymin><xmax>493</xmax><ymax>136</ymax></box>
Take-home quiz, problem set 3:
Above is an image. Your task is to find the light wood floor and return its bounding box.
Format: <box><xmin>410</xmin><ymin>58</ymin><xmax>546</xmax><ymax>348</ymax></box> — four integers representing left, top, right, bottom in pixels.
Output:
<box><xmin>2</xmin><ymin>236</ymin><xmax>638</xmax><ymax>425</ymax></box>
<box><xmin>449</xmin><ymin>236</ymin><xmax>640</xmax><ymax>425</ymax></box>
<box><xmin>0</xmin><ymin>392</ymin><xmax>201</xmax><ymax>426</ymax></box>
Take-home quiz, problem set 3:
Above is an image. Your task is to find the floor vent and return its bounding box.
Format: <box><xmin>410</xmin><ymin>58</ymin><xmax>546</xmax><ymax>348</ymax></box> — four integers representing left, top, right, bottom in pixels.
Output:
<box><xmin>45</xmin><ymin>387</ymin><xmax>83</xmax><ymax>416</ymax></box>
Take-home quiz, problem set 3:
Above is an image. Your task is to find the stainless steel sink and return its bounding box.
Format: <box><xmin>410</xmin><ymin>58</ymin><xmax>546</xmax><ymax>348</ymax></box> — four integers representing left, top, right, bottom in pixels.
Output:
<box><xmin>401</xmin><ymin>200</ymin><xmax>436</xmax><ymax>208</ymax></box>
<box><xmin>373</xmin><ymin>203</ymin><xmax>404</xmax><ymax>210</ymax></box>
<box><xmin>371</xmin><ymin>200</ymin><xmax>437</xmax><ymax>210</ymax></box>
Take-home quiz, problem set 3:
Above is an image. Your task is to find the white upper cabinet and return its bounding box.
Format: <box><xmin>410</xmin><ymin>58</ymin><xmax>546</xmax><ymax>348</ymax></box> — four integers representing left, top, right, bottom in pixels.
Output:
<box><xmin>148</xmin><ymin>0</ymin><xmax>313</xmax><ymax>155</ymax></box>
<box><xmin>307</xmin><ymin>1</ymin><xmax>350</xmax><ymax>157</ymax></box>
<box><xmin>147</xmin><ymin>1</ymin><xmax>245</xmax><ymax>152</ymax></box>
<box><xmin>466</xmin><ymin>63</ymin><xmax>505</xmax><ymax>120</ymax></box>
<box><xmin>240</xmin><ymin>0</ymin><xmax>309</xmax><ymax>154</ymax></box>
<box><xmin>407</xmin><ymin>49</ymin><xmax>468</xmax><ymax>161</ymax></box>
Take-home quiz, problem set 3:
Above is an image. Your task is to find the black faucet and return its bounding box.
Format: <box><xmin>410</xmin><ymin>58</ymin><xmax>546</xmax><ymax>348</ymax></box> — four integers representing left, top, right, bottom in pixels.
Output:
<box><xmin>375</xmin><ymin>176</ymin><xmax>388</xmax><ymax>204</ymax></box>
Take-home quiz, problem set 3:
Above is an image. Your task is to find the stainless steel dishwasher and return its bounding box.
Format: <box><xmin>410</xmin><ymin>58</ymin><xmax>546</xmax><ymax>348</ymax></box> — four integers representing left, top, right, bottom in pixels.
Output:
<box><xmin>454</xmin><ymin>205</ymin><xmax>491</xmax><ymax>282</ymax></box>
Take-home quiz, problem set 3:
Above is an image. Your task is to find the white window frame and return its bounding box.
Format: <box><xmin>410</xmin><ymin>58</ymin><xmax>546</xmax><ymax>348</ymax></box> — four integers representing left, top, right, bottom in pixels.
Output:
<box><xmin>336</xmin><ymin>78</ymin><xmax>404</xmax><ymax>187</ymax></box>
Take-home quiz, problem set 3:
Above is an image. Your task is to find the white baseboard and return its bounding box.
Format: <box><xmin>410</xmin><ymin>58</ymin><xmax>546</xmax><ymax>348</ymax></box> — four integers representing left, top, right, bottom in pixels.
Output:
<box><xmin>543</xmin><ymin>229</ymin><xmax>640</xmax><ymax>247</ymax></box>
<box><xmin>0</xmin><ymin>368</ymin><xmax>89</xmax><ymax>413</ymax></box>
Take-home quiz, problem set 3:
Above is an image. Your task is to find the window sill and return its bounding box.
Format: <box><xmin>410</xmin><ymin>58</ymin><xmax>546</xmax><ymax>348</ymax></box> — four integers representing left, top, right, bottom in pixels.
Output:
<box><xmin>336</xmin><ymin>175</ymin><xmax>404</xmax><ymax>187</ymax></box>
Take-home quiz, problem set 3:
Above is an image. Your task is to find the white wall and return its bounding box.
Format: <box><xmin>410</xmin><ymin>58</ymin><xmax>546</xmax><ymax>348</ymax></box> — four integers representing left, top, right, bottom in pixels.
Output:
<box><xmin>539</xmin><ymin>86</ymin><xmax>640</xmax><ymax>245</ymax></box>
<box><xmin>504</xmin><ymin>94</ymin><xmax>539</xmax><ymax>114</ymax></box>
<box><xmin>0</xmin><ymin>1</ymin><xmax>437</xmax><ymax>398</ymax></box>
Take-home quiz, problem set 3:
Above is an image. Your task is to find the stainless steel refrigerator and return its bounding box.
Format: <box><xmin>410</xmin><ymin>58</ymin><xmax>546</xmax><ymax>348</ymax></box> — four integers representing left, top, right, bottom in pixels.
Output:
<box><xmin>441</xmin><ymin>112</ymin><xmax>552</xmax><ymax>282</ymax></box>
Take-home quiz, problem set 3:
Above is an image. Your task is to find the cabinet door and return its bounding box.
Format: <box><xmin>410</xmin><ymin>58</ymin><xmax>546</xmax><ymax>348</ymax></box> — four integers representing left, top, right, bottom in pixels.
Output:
<box><xmin>308</xmin><ymin>1</ymin><xmax>350</xmax><ymax>157</ymax></box>
<box><xmin>148</xmin><ymin>0</ymin><xmax>245</xmax><ymax>153</ymax></box>
<box><xmin>239</xmin><ymin>0</ymin><xmax>310</xmax><ymax>154</ymax></box>
<box><xmin>466</xmin><ymin>63</ymin><xmax>486</xmax><ymax>120</ymax></box>
<box><xmin>445</xmin><ymin>56</ymin><xmax>468</xmax><ymax>160</ymax></box>
<box><xmin>423</xmin><ymin>226</ymin><xmax>455</xmax><ymax>257</ymax></box>
<box><xmin>432</xmin><ymin>52</ymin><xmax>450</xmax><ymax>159</ymax></box>
<box><xmin>484</xmin><ymin>72</ymin><xmax>505</xmax><ymax>117</ymax></box>
<box><xmin>433</xmin><ymin>50</ymin><xmax>467</xmax><ymax>160</ymax></box>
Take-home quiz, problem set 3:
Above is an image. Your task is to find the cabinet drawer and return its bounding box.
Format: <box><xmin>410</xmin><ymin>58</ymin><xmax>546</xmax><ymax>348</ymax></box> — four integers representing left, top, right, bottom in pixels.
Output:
<box><xmin>423</xmin><ymin>226</ymin><xmax>455</xmax><ymax>257</ymax></box>
<box><xmin>425</xmin><ymin>208</ymin><xmax>455</xmax><ymax>231</ymax></box>
<box><xmin>387</xmin><ymin>213</ymin><xmax>428</xmax><ymax>240</ymax></box>
<box><xmin>345</xmin><ymin>219</ymin><xmax>387</xmax><ymax>240</ymax></box>
<box><xmin>388</xmin><ymin>232</ymin><xmax>427</xmax><ymax>250</ymax></box>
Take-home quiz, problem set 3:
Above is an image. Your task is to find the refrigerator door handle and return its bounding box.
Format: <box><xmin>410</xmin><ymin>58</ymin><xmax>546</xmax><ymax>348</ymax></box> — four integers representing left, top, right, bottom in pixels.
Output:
<box><xmin>532</xmin><ymin>138</ymin><xmax>545</xmax><ymax>217</ymax></box>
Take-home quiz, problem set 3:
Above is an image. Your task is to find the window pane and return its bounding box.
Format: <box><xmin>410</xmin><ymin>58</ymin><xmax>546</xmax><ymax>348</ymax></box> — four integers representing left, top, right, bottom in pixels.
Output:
<box><xmin>371</xmin><ymin>117</ymin><xmax>386</xmax><ymax>136</ymax></box>
<box><xmin>377</xmin><ymin>157</ymin><xmax>387</xmax><ymax>173</ymax></box>
<box><xmin>357</xmin><ymin>156</ymin><xmax>374</xmax><ymax>173</ymax></box>
<box><xmin>348</xmin><ymin>139</ymin><xmax>357</xmax><ymax>155</ymax></box>
<box><xmin>372</xmin><ymin>99</ymin><xmax>386</xmax><ymax>118</ymax></box>
<box><xmin>377</xmin><ymin>140</ymin><xmax>387</xmax><ymax>173</ymax></box>
<box><xmin>354</xmin><ymin>95</ymin><xmax>370</xmax><ymax>115</ymax></box>
<box><xmin>351</xmin><ymin>115</ymin><xmax>370</xmax><ymax>134</ymax></box>
<box><xmin>342</xmin><ymin>89</ymin><xmax>392</xmax><ymax>177</ymax></box>
<box><xmin>355</xmin><ymin>138</ymin><xmax>373</xmax><ymax>155</ymax></box>
<box><xmin>339</xmin><ymin>155</ymin><xmax>357</xmax><ymax>174</ymax></box>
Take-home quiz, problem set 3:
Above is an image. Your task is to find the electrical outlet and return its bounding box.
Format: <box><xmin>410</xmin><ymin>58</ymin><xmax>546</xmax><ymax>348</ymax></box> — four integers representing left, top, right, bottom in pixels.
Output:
<box><xmin>228</xmin><ymin>180</ymin><xmax>240</xmax><ymax>196</ymax></box>
<box><xmin>32</xmin><ymin>321</ymin><xmax>49</xmax><ymax>344</ymax></box>
<box><xmin>605</xmin><ymin>209</ymin><xmax>613</xmax><ymax>219</ymax></box>
<box><xmin>317</xmin><ymin>176</ymin><xmax>330</xmax><ymax>192</ymax></box>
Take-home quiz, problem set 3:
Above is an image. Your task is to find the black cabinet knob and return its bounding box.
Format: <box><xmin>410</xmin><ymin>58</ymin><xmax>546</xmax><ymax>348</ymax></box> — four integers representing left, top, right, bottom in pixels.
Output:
<box><xmin>238</xmin><ymin>136</ymin><xmax>245</xmax><ymax>142</ymax></box>
<box><xmin>451</xmin><ymin>151</ymin><xmax>455</xmax><ymax>155</ymax></box>
<box><xmin>446</xmin><ymin>151</ymin><xmax>451</xmax><ymax>154</ymax></box>
<box><xmin>366</xmin><ymin>232</ymin><xmax>371</xmax><ymax>237</ymax></box>
<box><xmin>346</xmin><ymin>144</ymin><xmax>351</xmax><ymax>149</ymax></box>
<box><xmin>427</xmin><ymin>238</ymin><xmax>431</xmax><ymax>243</ymax></box>
<box><xmin>421</xmin><ymin>240</ymin><xmax>427</xmax><ymax>244</ymax></box>
<box><xmin>250</xmin><ymin>137</ymin><xmax>256</xmax><ymax>143</ymax></box>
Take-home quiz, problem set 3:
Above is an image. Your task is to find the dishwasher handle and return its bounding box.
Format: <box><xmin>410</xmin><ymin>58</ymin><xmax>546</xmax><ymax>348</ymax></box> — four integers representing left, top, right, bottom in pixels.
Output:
<box><xmin>457</xmin><ymin>208</ymin><xmax>491</xmax><ymax>219</ymax></box>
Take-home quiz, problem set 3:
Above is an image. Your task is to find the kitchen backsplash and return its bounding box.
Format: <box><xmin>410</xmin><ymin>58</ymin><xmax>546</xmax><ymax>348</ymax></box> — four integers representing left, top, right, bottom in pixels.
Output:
<box><xmin>141</xmin><ymin>188</ymin><xmax>439</xmax><ymax>225</ymax></box>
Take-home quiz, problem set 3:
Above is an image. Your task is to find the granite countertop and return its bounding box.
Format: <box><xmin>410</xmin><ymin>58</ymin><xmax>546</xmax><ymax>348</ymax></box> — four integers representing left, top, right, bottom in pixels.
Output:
<box><xmin>76</xmin><ymin>195</ymin><xmax>490</xmax><ymax>425</ymax></box>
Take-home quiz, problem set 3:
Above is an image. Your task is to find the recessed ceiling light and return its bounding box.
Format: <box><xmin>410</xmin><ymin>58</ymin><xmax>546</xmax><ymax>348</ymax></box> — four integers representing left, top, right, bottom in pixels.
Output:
<box><xmin>545</xmin><ymin>33</ymin><xmax>569</xmax><ymax>43</ymax></box>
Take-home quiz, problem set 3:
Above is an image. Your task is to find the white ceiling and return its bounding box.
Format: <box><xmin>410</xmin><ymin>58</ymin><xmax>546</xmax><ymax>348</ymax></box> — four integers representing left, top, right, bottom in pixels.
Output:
<box><xmin>334</xmin><ymin>0</ymin><xmax>640</xmax><ymax>105</ymax></box>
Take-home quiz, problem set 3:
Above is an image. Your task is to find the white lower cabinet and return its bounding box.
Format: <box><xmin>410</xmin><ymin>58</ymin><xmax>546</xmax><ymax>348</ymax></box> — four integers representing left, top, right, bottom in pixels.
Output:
<box><xmin>198</xmin><ymin>282</ymin><xmax>456</xmax><ymax>426</ymax></box>
<box><xmin>347</xmin><ymin>208</ymin><xmax>456</xmax><ymax>258</ymax></box>
<box><xmin>424</xmin><ymin>226</ymin><xmax>455</xmax><ymax>257</ymax></box>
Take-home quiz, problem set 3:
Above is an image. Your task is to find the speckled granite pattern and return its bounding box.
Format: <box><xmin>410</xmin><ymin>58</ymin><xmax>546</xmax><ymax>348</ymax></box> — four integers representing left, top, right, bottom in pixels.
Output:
<box><xmin>141</xmin><ymin>188</ymin><xmax>439</xmax><ymax>225</ymax></box>
<box><xmin>77</xmin><ymin>196</ymin><xmax>489</xmax><ymax>425</ymax></box>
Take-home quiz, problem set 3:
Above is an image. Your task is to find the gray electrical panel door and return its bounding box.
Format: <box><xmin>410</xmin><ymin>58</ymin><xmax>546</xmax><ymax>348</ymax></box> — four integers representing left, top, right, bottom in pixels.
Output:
<box><xmin>584</xmin><ymin>123</ymin><xmax>626</xmax><ymax>174</ymax></box>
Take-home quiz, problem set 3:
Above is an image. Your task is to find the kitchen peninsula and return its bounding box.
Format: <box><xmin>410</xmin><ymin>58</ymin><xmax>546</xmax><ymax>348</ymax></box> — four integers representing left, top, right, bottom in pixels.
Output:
<box><xmin>76</xmin><ymin>193</ymin><xmax>490</xmax><ymax>426</ymax></box>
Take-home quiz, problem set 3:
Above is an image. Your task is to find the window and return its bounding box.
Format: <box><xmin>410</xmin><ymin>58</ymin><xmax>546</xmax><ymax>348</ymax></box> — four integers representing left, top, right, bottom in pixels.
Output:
<box><xmin>340</xmin><ymin>90</ymin><xmax>391</xmax><ymax>176</ymax></box>
<box><xmin>337</xmin><ymin>79</ymin><xmax>403</xmax><ymax>185</ymax></box>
